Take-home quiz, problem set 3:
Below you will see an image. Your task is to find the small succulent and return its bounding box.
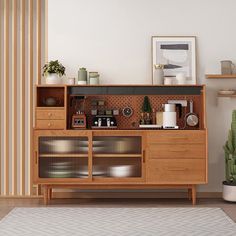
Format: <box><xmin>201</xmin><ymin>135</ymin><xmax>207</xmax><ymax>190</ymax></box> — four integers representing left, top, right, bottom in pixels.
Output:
<box><xmin>43</xmin><ymin>60</ymin><xmax>65</xmax><ymax>77</ymax></box>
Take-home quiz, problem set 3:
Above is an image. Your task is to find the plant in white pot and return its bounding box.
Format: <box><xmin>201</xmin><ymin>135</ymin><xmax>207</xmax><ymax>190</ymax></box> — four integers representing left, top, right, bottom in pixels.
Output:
<box><xmin>43</xmin><ymin>60</ymin><xmax>65</xmax><ymax>84</ymax></box>
<box><xmin>223</xmin><ymin>110</ymin><xmax>236</xmax><ymax>202</ymax></box>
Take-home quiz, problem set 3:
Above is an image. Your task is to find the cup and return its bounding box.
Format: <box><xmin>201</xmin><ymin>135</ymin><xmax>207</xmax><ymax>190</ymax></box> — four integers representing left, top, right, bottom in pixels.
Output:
<box><xmin>221</xmin><ymin>60</ymin><xmax>235</xmax><ymax>75</ymax></box>
<box><xmin>67</xmin><ymin>78</ymin><xmax>75</xmax><ymax>85</ymax></box>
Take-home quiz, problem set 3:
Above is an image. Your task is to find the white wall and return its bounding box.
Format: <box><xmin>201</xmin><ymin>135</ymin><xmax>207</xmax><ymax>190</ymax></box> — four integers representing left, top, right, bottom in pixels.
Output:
<box><xmin>48</xmin><ymin>0</ymin><xmax>236</xmax><ymax>192</ymax></box>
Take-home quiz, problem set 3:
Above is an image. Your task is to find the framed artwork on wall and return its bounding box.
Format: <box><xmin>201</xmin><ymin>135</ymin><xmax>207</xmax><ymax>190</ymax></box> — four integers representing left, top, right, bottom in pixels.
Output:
<box><xmin>152</xmin><ymin>36</ymin><xmax>196</xmax><ymax>84</ymax></box>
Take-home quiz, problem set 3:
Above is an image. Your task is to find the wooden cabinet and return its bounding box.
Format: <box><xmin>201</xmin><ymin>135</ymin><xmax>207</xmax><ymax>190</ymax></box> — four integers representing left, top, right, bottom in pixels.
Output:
<box><xmin>33</xmin><ymin>85</ymin><xmax>207</xmax><ymax>205</ymax></box>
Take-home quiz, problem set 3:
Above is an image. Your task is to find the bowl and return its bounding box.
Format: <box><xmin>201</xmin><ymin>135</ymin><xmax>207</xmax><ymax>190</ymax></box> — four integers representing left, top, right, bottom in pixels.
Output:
<box><xmin>108</xmin><ymin>165</ymin><xmax>134</xmax><ymax>178</ymax></box>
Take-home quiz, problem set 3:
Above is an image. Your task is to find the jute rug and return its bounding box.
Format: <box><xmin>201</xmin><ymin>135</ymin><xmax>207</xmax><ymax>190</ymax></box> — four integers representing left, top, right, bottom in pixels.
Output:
<box><xmin>0</xmin><ymin>208</ymin><xmax>236</xmax><ymax>235</ymax></box>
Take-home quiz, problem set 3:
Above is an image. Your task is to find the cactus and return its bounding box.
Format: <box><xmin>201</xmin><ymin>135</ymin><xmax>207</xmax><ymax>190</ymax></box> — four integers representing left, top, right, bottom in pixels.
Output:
<box><xmin>223</xmin><ymin>110</ymin><xmax>236</xmax><ymax>184</ymax></box>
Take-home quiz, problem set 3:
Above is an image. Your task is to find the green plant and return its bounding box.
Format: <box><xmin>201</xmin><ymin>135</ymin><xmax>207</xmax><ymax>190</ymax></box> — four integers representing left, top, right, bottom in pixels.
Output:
<box><xmin>43</xmin><ymin>60</ymin><xmax>65</xmax><ymax>77</ymax></box>
<box><xmin>223</xmin><ymin>110</ymin><xmax>236</xmax><ymax>184</ymax></box>
<box><xmin>141</xmin><ymin>96</ymin><xmax>152</xmax><ymax>113</ymax></box>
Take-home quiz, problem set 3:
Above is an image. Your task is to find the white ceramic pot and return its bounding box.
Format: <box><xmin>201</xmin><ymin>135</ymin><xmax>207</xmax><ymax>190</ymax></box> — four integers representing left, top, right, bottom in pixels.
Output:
<box><xmin>45</xmin><ymin>73</ymin><xmax>62</xmax><ymax>84</ymax></box>
<box><xmin>176</xmin><ymin>73</ymin><xmax>186</xmax><ymax>84</ymax></box>
<box><xmin>222</xmin><ymin>181</ymin><xmax>236</xmax><ymax>202</ymax></box>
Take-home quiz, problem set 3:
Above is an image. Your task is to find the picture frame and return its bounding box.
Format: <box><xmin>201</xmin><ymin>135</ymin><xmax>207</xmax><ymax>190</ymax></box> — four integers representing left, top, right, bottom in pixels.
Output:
<box><xmin>152</xmin><ymin>36</ymin><xmax>196</xmax><ymax>85</ymax></box>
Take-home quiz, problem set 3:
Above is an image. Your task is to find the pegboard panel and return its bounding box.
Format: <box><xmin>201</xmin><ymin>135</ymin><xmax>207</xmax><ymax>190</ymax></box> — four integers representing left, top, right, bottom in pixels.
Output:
<box><xmin>68</xmin><ymin>94</ymin><xmax>203</xmax><ymax>130</ymax></box>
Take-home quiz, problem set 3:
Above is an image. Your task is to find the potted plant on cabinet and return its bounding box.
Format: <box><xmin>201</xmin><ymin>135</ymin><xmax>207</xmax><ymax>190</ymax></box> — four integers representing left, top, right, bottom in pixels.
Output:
<box><xmin>223</xmin><ymin>110</ymin><xmax>236</xmax><ymax>202</ymax></box>
<box><xmin>43</xmin><ymin>60</ymin><xmax>65</xmax><ymax>84</ymax></box>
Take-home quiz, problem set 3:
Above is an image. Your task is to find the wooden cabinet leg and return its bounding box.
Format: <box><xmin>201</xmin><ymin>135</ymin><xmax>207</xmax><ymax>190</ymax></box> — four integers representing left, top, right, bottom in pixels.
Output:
<box><xmin>44</xmin><ymin>186</ymin><xmax>48</xmax><ymax>205</ymax></box>
<box><xmin>48</xmin><ymin>188</ymin><xmax>52</xmax><ymax>200</ymax></box>
<box><xmin>188</xmin><ymin>188</ymin><xmax>192</xmax><ymax>200</ymax></box>
<box><xmin>191</xmin><ymin>185</ymin><xmax>196</xmax><ymax>205</ymax></box>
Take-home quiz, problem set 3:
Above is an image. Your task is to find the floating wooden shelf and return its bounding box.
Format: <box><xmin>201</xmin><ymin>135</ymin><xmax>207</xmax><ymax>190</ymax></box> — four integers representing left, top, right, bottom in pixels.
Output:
<box><xmin>39</xmin><ymin>154</ymin><xmax>88</xmax><ymax>158</ymax></box>
<box><xmin>93</xmin><ymin>154</ymin><xmax>142</xmax><ymax>158</ymax></box>
<box><xmin>206</xmin><ymin>74</ymin><xmax>236</xmax><ymax>79</ymax></box>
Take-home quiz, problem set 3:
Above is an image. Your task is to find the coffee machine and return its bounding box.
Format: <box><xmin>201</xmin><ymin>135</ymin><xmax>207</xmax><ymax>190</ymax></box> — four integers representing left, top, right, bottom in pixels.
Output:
<box><xmin>162</xmin><ymin>104</ymin><xmax>178</xmax><ymax>129</ymax></box>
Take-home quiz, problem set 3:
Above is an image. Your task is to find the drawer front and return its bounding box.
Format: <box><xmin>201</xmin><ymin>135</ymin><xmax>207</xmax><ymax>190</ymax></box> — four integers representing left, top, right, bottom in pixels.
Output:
<box><xmin>147</xmin><ymin>159</ymin><xmax>206</xmax><ymax>183</ymax></box>
<box><xmin>36</xmin><ymin>109</ymin><xmax>65</xmax><ymax>120</ymax></box>
<box><xmin>35</xmin><ymin>120</ymin><xmax>65</xmax><ymax>129</ymax></box>
<box><xmin>148</xmin><ymin>144</ymin><xmax>205</xmax><ymax>159</ymax></box>
<box><xmin>147</xmin><ymin>130</ymin><xmax>206</xmax><ymax>144</ymax></box>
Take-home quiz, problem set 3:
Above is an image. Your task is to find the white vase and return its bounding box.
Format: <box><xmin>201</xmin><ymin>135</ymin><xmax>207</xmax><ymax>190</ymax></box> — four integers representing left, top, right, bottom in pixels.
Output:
<box><xmin>153</xmin><ymin>68</ymin><xmax>164</xmax><ymax>85</ymax></box>
<box><xmin>45</xmin><ymin>73</ymin><xmax>62</xmax><ymax>84</ymax></box>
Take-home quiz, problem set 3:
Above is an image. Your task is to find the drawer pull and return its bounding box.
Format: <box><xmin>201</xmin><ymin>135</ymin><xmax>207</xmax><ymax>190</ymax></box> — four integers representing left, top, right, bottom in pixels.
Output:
<box><xmin>48</xmin><ymin>122</ymin><xmax>52</xmax><ymax>127</ymax></box>
<box><xmin>168</xmin><ymin>168</ymin><xmax>188</xmax><ymax>172</ymax></box>
<box><xmin>48</xmin><ymin>112</ymin><xmax>52</xmax><ymax>117</ymax></box>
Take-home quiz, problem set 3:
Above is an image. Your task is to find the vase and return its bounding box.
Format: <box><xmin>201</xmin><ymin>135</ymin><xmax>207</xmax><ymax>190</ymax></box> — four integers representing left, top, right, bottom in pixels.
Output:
<box><xmin>45</xmin><ymin>73</ymin><xmax>62</xmax><ymax>84</ymax></box>
<box><xmin>223</xmin><ymin>181</ymin><xmax>236</xmax><ymax>202</ymax></box>
<box><xmin>153</xmin><ymin>64</ymin><xmax>164</xmax><ymax>85</ymax></box>
<box><xmin>78</xmin><ymin>68</ymin><xmax>88</xmax><ymax>84</ymax></box>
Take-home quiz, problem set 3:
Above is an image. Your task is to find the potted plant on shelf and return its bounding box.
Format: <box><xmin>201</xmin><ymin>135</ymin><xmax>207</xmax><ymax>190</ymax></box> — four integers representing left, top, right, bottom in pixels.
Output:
<box><xmin>43</xmin><ymin>60</ymin><xmax>65</xmax><ymax>84</ymax></box>
<box><xmin>223</xmin><ymin>110</ymin><xmax>236</xmax><ymax>202</ymax></box>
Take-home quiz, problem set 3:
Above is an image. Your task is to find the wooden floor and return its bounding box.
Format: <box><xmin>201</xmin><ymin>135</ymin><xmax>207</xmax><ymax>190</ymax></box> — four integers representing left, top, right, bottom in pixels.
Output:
<box><xmin>0</xmin><ymin>198</ymin><xmax>236</xmax><ymax>222</ymax></box>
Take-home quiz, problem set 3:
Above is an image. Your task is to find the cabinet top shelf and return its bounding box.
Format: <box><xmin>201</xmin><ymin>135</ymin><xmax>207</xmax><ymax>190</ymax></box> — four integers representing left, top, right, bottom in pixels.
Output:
<box><xmin>206</xmin><ymin>74</ymin><xmax>236</xmax><ymax>79</ymax></box>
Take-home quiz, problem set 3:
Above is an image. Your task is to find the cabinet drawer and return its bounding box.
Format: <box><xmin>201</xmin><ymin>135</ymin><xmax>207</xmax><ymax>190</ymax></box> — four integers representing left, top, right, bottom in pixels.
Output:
<box><xmin>36</xmin><ymin>109</ymin><xmax>65</xmax><ymax>120</ymax></box>
<box><xmin>148</xmin><ymin>144</ymin><xmax>205</xmax><ymax>159</ymax></box>
<box><xmin>35</xmin><ymin>120</ymin><xmax>65</xmax><ymax>129</ymax></box>
<box><xmin>147</xmin><ymin>131</ymin><xmax>205</xmax><ymax>144</ymax></box>
<box><xmin>147</xmin><ymin>159</ymin><xmax>206</xmax><ymax>183</ymax></box>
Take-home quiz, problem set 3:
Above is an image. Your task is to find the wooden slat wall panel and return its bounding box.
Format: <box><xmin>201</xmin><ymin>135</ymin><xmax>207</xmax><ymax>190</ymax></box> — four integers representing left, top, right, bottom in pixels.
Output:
<box><xmin>20</xmin><ymin>0</ymin><xmax>26</xmax><ymax>196</ymax></box>
<box><xmin>0</xmin><ymin>0</ymin><xmax>45</xmax><ymax>197</ymax></box>
<box><xmin>28</xmin><ymin>0</ymin><xmax>34</xmax><ymax>195</ymax></box>
<box><xmin>3</xmin><ymin>0</ymin><xmax>10</xmax><ymax>196</ymax></box>
<box><xmin>12</xmin><ymin>0</ymin><xmax>18</xmax><ymax>196</ymax></box>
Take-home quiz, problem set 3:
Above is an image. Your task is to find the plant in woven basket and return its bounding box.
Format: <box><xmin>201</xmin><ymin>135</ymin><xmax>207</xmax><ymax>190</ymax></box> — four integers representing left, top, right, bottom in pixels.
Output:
<box><xmin>223</xmin><ymin>110</ymin><xmax>236</xmax><ymax>184</ymax></box>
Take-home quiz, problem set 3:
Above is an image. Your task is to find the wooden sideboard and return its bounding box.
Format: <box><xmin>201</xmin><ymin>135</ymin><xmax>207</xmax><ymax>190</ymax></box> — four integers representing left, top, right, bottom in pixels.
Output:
<box><xmin>33</xmin><ymin>85</ymin><xmax>208</xmax><ymax>205</ymax></box>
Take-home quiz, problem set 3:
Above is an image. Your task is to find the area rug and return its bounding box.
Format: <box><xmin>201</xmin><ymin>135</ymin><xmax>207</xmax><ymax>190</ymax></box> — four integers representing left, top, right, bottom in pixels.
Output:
<box><xmin>0</xmin><ymin>208</ymin><xmax>236</xmax><ymax>236</ymax></box>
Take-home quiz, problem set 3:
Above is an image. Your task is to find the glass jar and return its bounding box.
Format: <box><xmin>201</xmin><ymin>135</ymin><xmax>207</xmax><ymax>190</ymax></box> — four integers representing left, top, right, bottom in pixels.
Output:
<box><xmin>89</xmin><ymin>72</ymin><xmax>100</xmax><ymax>85</ymax></box>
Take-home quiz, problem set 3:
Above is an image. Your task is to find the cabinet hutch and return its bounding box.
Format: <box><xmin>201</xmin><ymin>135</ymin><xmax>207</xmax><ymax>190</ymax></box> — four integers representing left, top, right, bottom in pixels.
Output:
<box><xmin>33</xmin><ymin>85</ymin><xmax>207</xmax><ymax>205</ymax></box>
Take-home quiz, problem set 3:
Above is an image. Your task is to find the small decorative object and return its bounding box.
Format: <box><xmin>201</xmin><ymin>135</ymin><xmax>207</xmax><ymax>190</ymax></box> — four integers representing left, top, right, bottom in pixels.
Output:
<box><xmin>142</xmin><ymin>96</ymin><xmax>152</xmax><ymax>113</ymax></box>
<box><xmin>72</xmin><ymin>111</ymin><xmax>86</xmax><ymax>129</ymax></box>
<box><xmin>113</xmin><ymin>109</ymin><xmax>119</xmax><ymax>116</ymax></box>
<box><xmin>98</xmin><ymin>100</ymin><xmax>105</xmax><ymax>106</ymax></box>
<box><xmin>221</xmin><ymin>60</ymin><xmax>235</xmax><ymax>75</ymax></box>
<box><xmin>223</xmin><ymin>110</ymin><xmax>236</xmax><ymax>202</ymax></box>
<box><xmin>122</xmin><ymin>107</ymin><xmax>133</xmax><ymax>117</ymax></box>
<box><xmin>153</xmin><ymin>64</ymin><xmax>164</xmax><ymax>84</ymax></box>
<box><xmin>43</xmin><ymin>97</ymin><xmax>61</xmax><ymax>107</ymax></box>
<box><xmin>164</xmin><ymin>77</ymin><xmax>174</xmax><ymax>85</ymax></box>
<box><xmin>91</xmin><ymin>109</ymin><xmax>97</xmax><ymax>115</ymax></box>
<box><xmin>156</xmin><ymin>111</ymin><xmax>163</xmax><ymax>126</ymax></box>
<box><xmin>67</xmin><ymin>77</ymin><xmax>75</xmax><ymax>85</ymax></box>
<box><xmin>43</xmin><ymin>60</ymin><xmax>65</xmax><ymax>84</ymax></box>
<box><xmin>105</xmin><ymin>109</ymin><xmax>112</xmax><ymax>115</ymax></box>
<box><xmin>218</xmin><ymin>89</ymin><xmax>235</xmax><ymax>95</ymax></box>
<box><xmin>152</xmin><ymin>36</ymin><xmax>196</xmax><ymax>84</ymax></box>
<box><xmin>145</xmin><ymin>113</ymin><xmax>151</xmax><ymax>124</ymax></box>
<box><xmin>89</xmin><ymin>72</ymin><xmax>100</xmax><ymax>85</ymax></box>
<box><xmin>151</xmin><ymin>109</ymin><xmax>156</xmax><ymax>124</ymax></box>
<box><xmin>78</xmin><ymin>67</ymin><xmax>87</xmax><ymax>84</ymax></box>
<box><xmin>139</xmin><ymin>113</ymin><xmax>145</xmax><ymax>125</ymax></box>
<box><xmin>176</xmin><ymin>73</ymin><xmax>186</xmax><ymax>84</ymax></box>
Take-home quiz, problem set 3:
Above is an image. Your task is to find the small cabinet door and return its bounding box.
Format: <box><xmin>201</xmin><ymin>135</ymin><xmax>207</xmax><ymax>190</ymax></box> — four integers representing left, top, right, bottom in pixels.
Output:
<box><xmin>91</xmin><ymin>133</ymin><xmax>145</xmax><ymax>183</ymax></box>
<box><xmin>33</xmin><ymin>130</ymin><xmax>91</xmax><ymax>184</ymax></box>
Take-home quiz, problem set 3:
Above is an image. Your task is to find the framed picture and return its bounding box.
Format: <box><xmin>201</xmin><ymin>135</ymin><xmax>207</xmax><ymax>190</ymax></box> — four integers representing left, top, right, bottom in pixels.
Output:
<box><xmin>152</xmin><ymin>36</ymin><xmax>196</xmax><ymax>84</ymax></box>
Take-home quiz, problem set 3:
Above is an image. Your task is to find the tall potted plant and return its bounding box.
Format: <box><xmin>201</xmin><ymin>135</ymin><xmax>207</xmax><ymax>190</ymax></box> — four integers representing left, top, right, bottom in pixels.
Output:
<box><xmin>43</xmin><ymin>60</ymin><xmax>65</xmax><ymax>84</ymax></box>
<box><xmin>223</xmin><ymin>110</ymin><xmax>236</xmax><ymax>202</ymax></box>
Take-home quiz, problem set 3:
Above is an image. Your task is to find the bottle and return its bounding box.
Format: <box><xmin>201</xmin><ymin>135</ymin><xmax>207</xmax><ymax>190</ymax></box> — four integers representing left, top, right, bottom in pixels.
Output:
<box><xmin>140</xmin><ymin>113</ymin><xmax>145</xmax><ymax>125</ymax></box>
<box><xmin>153</xmin><ymin>64</ymin><xmax>164</xmax><ymax>84</ymax></box>
<box><xmin>152</xmin><ymin>108</ymin><xmax>156</xmax><ymax>124</ymax></box>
